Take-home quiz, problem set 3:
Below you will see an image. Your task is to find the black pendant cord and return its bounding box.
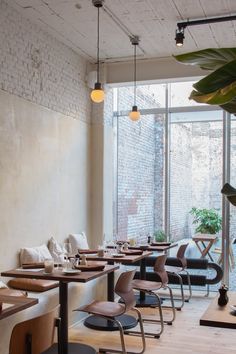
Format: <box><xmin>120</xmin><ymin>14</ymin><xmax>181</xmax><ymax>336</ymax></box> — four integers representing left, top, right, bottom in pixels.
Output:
<box><xmin>134</xmin><ymin>43</ymin><xmax>137</xmax><ymax>106</ymax></box>
<box><xmin>97</xmin><ymin>5</ymin><xmax>100</xmax><ymax>84</ymax></box>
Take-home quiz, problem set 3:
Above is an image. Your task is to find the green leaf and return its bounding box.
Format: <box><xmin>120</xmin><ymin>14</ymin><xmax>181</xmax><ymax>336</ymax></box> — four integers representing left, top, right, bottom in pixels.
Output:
<box><xmin>220</xmin><ymin>97</ymin><xmax>236</xmax><ymax>114</ymax></box>
<box><xmin>190</xmin><ymin>81</ymin><xmax>236</xmax><ymax>105</ymax></box>
<box><xmin>174</xmin><ymin>48</ymin><xmax>236</xmax><ymax>70</ymax></box>
<box><xmin>193</xmin><ymin>59</ymin><xmax>236</xmax><ymax>94</ymax></box>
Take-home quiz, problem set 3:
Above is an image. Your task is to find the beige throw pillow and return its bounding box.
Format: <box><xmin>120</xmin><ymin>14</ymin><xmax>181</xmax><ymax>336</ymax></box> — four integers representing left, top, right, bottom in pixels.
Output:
<box><xmin>48</xmin><ymin>237</ymin><xmax>64</xmax><ymax>263</ymax></box>
<box><xmin>20</xmin><ymin>244</ymin><xmax>52</xmax><ymax>265</ymax></box>
<box><xmin>69</xmin><ymin>232</ymin><xmax>89</xmax><ymax>254</ymax></box>
<box><xmin>0</xmin><ymin>280</ymin><xmax>8</xmax><ymax>289</ymax></box>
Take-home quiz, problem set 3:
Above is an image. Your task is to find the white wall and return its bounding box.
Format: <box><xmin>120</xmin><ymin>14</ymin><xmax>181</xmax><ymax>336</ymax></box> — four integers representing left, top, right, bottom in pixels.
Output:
<box><xmin>0</xmin><ymin>90</ymin><xmax>91</xmax><ymax>271</ymax></box>
<box><xmin>0</xmin><ymin>0</ymin><xmax>92</xmax><ymax>271</ymax></box>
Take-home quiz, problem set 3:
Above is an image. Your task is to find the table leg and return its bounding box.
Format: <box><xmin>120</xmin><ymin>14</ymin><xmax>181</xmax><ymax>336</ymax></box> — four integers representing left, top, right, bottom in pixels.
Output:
<box><xmin>134</xmin><ymin>258</ymin><xmax>159</xmax><ymax>307</ymax></box>
<box><xmin>43</xmin><ymin>281</ymin><xmax>96</xmax><ymax>354</ymax></box>
<box><xmin>201</xmin><ymin>241</ymin><xmax>214</xmax><ymax>261</ymax></box>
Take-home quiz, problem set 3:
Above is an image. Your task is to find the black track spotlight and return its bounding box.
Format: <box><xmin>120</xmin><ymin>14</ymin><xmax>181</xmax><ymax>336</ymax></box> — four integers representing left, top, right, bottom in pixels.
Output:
<box><xmin>175</xmin><ymin>27</ymin><xmax>184</xmax><ymax>47</ymax></box>
<box><xmin>175</xmin><ymin>14</ymin><xmax>236</xmax><ymax>46</ymax></box>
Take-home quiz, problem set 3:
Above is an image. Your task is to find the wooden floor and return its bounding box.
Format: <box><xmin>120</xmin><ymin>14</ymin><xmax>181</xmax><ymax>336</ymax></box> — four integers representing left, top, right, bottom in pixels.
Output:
<box><xmin>69</xmin><ymin>292</ymin><xmax>236</xmax><ymax>354</ymax></box>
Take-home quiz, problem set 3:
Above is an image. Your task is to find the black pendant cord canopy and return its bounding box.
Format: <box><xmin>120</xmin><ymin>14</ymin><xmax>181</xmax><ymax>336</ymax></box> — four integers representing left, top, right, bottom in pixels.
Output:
<box><xmin>129</xmin><ymin>36</ymin><xmax>140</xmax><ymax>121</ymax></box>
<box><xmin>91</xmin><ymin>0</ymin><xmax>105</xmax><ymax>103</ymax></box>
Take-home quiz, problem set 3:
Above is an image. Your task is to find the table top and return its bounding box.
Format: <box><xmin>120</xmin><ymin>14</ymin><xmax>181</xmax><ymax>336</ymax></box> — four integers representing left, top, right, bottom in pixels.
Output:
<box><xmin>86</xmin><ymin>250</ymin><xmax>152</xmax><ymax>263</ymax></box>
<box><xmin>192</xmin><ymin>234</ymin><xmax>218</xmax><ymax>242</ymax></box>
<box><xmin>1</xmin><ymin>264</ymin><xmax>119</xmax><ymax>283</ymax></box>
<box><xmin>0</xmin><ymin>295</ymin><xmax>38</xmax><ymax>320</ymax></box>
<box><xmin>130</xmin><ymin>243</ymin><xmax>178</xmax><ymax>252</ymax></box>
<box><xmin>200</xmin><ymin>291</ymin><xmax>236</xmax><ymax>329</ymax></box>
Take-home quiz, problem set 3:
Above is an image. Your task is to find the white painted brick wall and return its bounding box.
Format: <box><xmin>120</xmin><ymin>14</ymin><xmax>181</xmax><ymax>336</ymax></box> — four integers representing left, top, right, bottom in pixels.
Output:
<box><xmin>0</xmin><ymin>0</ymin><xmax>91</xmax><ymax>123</ymax></box>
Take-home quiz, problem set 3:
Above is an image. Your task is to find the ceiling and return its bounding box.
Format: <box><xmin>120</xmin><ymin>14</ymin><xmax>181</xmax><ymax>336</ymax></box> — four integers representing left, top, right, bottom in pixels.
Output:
<box><xmin>8</xmin><ymin>0</ymin><xmax>236</xmax><ymax>63</ymax></box>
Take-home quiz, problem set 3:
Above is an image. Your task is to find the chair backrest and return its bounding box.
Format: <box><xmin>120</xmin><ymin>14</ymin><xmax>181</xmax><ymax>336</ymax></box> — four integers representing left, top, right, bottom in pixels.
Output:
<box><xmin>176</xmin><ymin>243</ymin><xmax>189</xmax><ymax>268</ymax></box>
<box><xmin>9</xmin><ymin>307</ymin><xmax>59</xmax><ymax>354</ymax></box>
<box><xmin>154</xmin><ymin>254</ymin><xmax>168</xmax><ymax>285</ymax></box>
<box><xmin>115</xmin><ymin>269</ymin><xmax>136</xmax><ymax>311</ymax></box>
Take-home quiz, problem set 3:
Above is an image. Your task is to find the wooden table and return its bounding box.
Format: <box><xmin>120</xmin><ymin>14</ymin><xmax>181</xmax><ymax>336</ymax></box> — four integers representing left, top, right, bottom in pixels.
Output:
<box><xmin>0</xmin><ymin>295</ymin><xmax>38</xmax><ymax>320</ymax></box>
<box><xmin>192</xmin><ymin>234</ymin><xmax>218</xmax><ymax>261</ymax></box>
<box><xmin>128</xmin><ymin>242</ymin><xmax>178</xmax><ymax>253</ymax></box>
<box><xmin>107</xmin><ymin>243</ymin><xmax>177</xmax><ymax>253</ymax></box>
<box><xmin>200</xmin><ymin>291</ymin><xmax>236</xmax><ymax>329</ymax></box>
<box><xmin>2</xmin><ymin>264</ymin><xmax>119</xmax><ymax>354</ymax></box>
<box><xmin>85</xmin><ymin>251</ymin><xmax>152</xmax><ymax>330</ymax></box>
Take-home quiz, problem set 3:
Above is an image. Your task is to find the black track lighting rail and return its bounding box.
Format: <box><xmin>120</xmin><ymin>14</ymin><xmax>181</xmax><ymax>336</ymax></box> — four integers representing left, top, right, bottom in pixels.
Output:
<box><xmin>177</xmin><ymin>14</ymin><xmax>236</xmax><ymax>30</ymax></box>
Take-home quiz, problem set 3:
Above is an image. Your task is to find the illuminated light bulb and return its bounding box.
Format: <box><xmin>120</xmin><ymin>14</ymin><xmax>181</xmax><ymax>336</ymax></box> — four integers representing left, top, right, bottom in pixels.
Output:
<box><xmin>129</xmin><ymin>105</ymin><xmax>140</xmax><ymax>121</ymax></box>
<box><xmin>91</xmin><ymin>82</ymin><xmax>105</xmax><ymax>103</ymax></box>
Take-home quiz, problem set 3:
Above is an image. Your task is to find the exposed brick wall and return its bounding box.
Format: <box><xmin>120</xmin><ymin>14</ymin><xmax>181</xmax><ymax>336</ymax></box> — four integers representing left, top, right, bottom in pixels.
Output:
<box><xmin>170</xmin><ymin>121</ymin><xmax>224</xmax><ymax>240</ymax></box>
<box><xmin>0</xmin><ymin>0</ymin><xmax>91</xmax><ymax>123</ymax></box>
<box><xmin>170</xmin><ymin>123</ymin><xmax>193</xmax><ymax>240</ymax></box>
<box><xmin>116</xmin><ymin>86</ymin><xmax>164</xmax><ymax>241</ymax></box>
<box><xmin>116</xmin><ymin>89</ymin><xmax>226</xmax><ymax>242</ymax></box>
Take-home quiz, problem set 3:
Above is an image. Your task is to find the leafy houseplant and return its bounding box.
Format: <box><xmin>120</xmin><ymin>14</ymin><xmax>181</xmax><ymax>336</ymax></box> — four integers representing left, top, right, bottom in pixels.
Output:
<box><xmin>153</xmin><ymin>230</ymin><xmax>167</xmax><ymax>242</ymax></box>
<box><xmin>174</xmin><ymin>48</ymin><xmax>236</xmax><ymax>115</ymax></box>
<box><xmin>190</xmin><ymin>207</ymin><xmax>222</xmax><ymax>234</ymax></box>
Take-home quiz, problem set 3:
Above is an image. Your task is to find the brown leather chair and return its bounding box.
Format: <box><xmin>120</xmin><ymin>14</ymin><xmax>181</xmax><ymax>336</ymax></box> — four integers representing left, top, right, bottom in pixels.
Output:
<box><xmin>76</xmin><ymin>269</ymin><xmax>146</xmax><ymax>354</ymax></box>
<box><xmin>9</xmin><ymin>307</ymin><xmax>60</xmax><ymax>354</ymax></box>
<box><xmin>128</xmin><ymin>254</ymin><xmax>175</xmax><ymax>339</ymax></box>
<box><xmin>165</xmin><ymin>243</ymin><xmax>192</xmax><ymax>308</ymax></box>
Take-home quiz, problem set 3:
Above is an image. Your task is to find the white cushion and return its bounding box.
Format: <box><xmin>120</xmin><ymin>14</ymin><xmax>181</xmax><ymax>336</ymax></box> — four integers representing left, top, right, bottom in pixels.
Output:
<box><xmin>0</xmin><ymin>280</ymin><xmax>8</xmax><ymax>289</ymax></box>
<box><xmin>69</xmin><ymin>232</ymin><xmax>89</xmax><ymax>254</ymax></box>
<box><xmin>20</xmin><ymin>244</ymin><xmax>52</xmax><ymax>265</ymax></box>
<box><xmin>48</xmin><ymin>237</ymin><xmax>65</xmax><ymax>263</ymax></box>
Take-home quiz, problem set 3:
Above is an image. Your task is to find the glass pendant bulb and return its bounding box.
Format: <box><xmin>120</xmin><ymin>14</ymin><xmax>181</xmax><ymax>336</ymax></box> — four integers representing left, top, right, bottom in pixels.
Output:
<box><xmin>91</xmin><ymin>82</ymin><xmax>105</xmax><ymax>103</ymax></box>
<box><xmin>129</xmin><ymin>105</ymin><xmax>140</xmax><ymax>121</ymax></box>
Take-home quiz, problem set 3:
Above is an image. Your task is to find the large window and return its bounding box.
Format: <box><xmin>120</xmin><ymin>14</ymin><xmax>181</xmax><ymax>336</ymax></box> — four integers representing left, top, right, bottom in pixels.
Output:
<box><xmin>112</xmin><ymin>80</ymin><xmax>235</xmax><ymax>290</ymax></box>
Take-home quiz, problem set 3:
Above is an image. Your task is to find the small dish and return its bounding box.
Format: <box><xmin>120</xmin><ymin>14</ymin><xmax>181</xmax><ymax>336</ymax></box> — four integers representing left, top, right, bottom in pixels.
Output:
<box><xmin>229</xmin><ymin>304</ymin><xmax>236</xmax><ymax>312</ymax></box>
<box><xmin>112</xmin><ymin>253</ymin><xmax>125</xmax><ymax>258</ymax></box>
<box><xmin>63</xmin><ymin>269</ymin><xmax>81</xmax><ymax>275</ymax></box>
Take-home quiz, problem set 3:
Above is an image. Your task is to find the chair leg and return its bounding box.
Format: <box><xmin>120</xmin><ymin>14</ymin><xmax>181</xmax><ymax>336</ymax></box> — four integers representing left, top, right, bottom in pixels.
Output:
<box><xmin>166</xmin><ymin>272</ymin><xmax>185</xmax><ymax>310</ymax></box>
<box><xmin>183</xmin><ymin>270</ymin><xmax>192</xmax><ymax>302</ymax></box>
<box><xmin>125</xmin><ymin>291</ymin><xmax>164</xmax><ymax>338</ymax></box>
<box><xmin>99</xmin><ymin>314</ymin><xmax>146</xmax><ymax>354</ymax></box>
<box><xmin>159</xmin><ymin>285</ymin><xmax>176</xmax><ymax>324</ymax></box>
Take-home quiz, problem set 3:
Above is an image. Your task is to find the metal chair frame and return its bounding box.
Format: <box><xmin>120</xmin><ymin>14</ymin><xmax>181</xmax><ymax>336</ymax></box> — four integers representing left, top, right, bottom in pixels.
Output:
<box><xmin>76</xmin><ymin>269</ymin><xmax>146</xmax><ymax>354</ymax></box>
<box><xmin>165</xmin><ymin>243</ymin><xmax>192</xmax><ymax>309</ymax></box>
<box><xmin>126</xmin><ymin>254</ymin><xmax>175</xmax><ymax>339</ymax></box>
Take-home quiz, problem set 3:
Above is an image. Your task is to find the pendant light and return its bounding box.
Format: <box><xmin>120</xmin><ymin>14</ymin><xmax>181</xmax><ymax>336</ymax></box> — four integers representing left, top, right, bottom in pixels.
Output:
<box><xmin>129</xmin><ymin>36</ymin><xmax>140</xmax><ymax>121</ymax></box>
<box><xmin>91</xmin><ymin>0</ymin><xmax>105</xmax><ymax>103</ymax></box>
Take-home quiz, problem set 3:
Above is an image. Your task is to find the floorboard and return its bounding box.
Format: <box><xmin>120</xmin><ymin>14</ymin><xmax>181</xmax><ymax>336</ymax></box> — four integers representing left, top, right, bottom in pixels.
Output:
<box><xmin>69</xmin><ymin>293</ymin><xmax>236</xmax><ymax>354</ymax></box>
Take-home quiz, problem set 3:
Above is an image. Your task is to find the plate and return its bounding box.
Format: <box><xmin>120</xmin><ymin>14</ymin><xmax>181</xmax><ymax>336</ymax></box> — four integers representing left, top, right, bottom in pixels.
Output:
<box><xmin>151</xmin><ymin>242</ymin><xmax>171</xmax><ymax>246</ymax></box>
<box><xmin>112</xmin><ymin>253</ymin><xmax>125</xmax><ymax>258</ymax></box>
<box><xmin>121</xmin><ymin>250</ymin><xmax>143</xmax><ymax>255</ymax></box>
<box><xmin>63</xmin><ymin>269</ymin><xmax>81</xmax><ymax>275</ymax></box>
<box><xmin>230</xmin><ymin>304</ymin><xmax>236</xmax><ymax>312</ymax></box>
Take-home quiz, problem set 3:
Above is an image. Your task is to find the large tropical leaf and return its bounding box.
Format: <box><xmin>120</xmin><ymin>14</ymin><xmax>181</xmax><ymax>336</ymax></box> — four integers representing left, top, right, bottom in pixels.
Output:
<box><xmin>220</xmin><ymin>97</ymin><xmax>236</xmax><ymax>114</ymax></box>
<box><xmin>193</xmin><ymin>59</ymin><xmax>236</xmax><ymax>94</ymax></box>
<box><xmin>174</xmin><ymin>48</ymin><xmax>236</xmax><ymax>70</ymax></box>
<box><xmin>190</xmin><ymin>81</ymin><xmax>236</xmax><ymax>105</ymax></box>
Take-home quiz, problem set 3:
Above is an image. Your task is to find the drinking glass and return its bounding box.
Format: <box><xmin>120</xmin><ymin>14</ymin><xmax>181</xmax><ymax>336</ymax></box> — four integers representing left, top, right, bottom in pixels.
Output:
<box><xmin>63</xmin><ymin>242</ymin><xmax>72</xmax><ymax>269</ymax></box>
<box><xmin>52</xmin><ymin>243</ymin><xmax>64</xmax><ymax>271</ymax></box>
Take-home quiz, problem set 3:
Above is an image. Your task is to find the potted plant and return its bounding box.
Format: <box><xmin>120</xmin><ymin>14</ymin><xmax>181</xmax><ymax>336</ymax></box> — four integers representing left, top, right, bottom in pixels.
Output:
<box><xmin>153</xmin><ymin>230</ymin><xmax>167</xmax><ymax>242</ymax></box>
<box><xmin>190</xmin><ymin>207</ymin><xmax>222</xmax><ymax>234</ymax></box>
